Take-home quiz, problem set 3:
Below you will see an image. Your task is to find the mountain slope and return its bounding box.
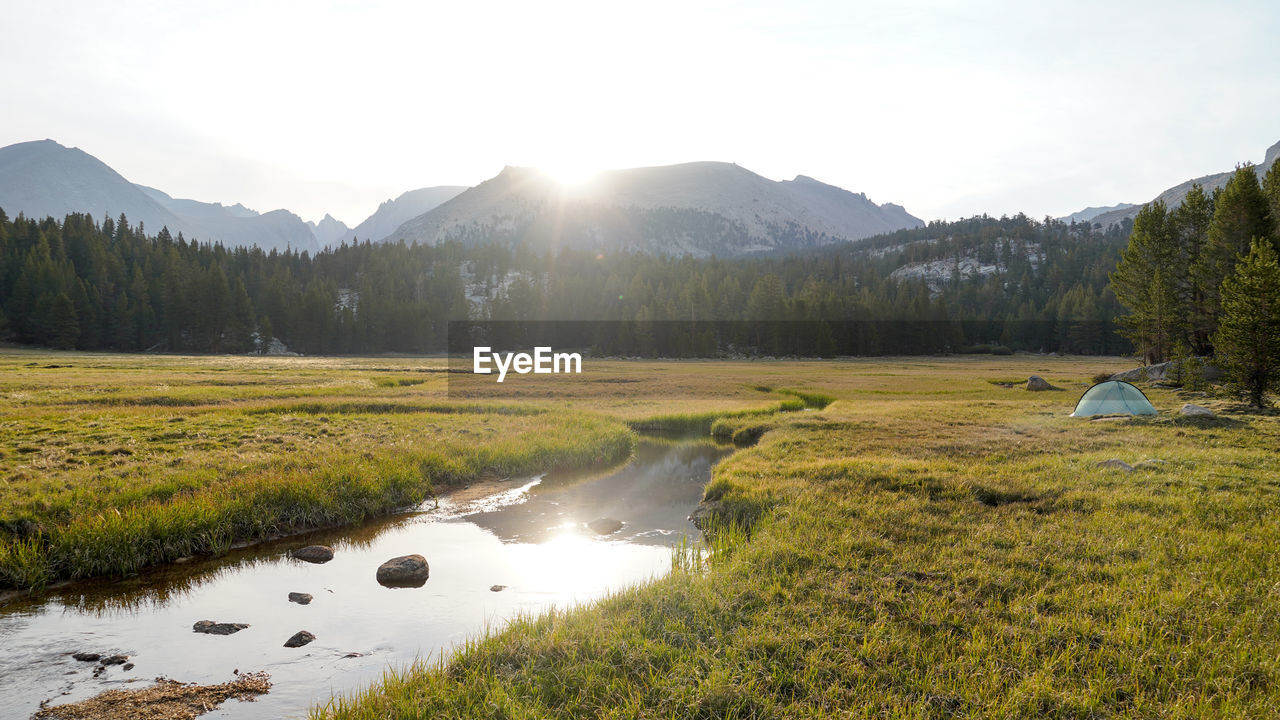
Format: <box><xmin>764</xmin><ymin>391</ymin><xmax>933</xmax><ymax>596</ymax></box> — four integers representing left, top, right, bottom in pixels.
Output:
<box><xmin>139</xmin><ymin>185</ymin><xmax>320</xmax><ymax>253</ymax></box>
<box><xmin>1058</xmin><ymin>203</ymin><xmax>1136</xmax><ymax>225</ymax></box>
<box><xmin>0</xmin><ymin>139</ymin><xmax>324</xmax><ymax>253</ymax></box>
<box><xmin>1091</xmin><ymin>139</ymin><xmax>1280</xmax><ymax>227</ymax></box>
<box><xmin>386</xmin><ymin>162</ymin><xmax>922</xmax><ymax>257</ymax></box>
<box><xmin>345</xmin><ymin>186</ymin><xmax>465</xmax><ymax>243</ymax></box>
<box><xmin>0</xmin><ymin>139</ymin><xmax>192</xmax><ymax>236</ymax></box>
<box><xmin>309</xmin><ymin>214</ymin><xmax>351</xmax><ymax>247</ymax></box>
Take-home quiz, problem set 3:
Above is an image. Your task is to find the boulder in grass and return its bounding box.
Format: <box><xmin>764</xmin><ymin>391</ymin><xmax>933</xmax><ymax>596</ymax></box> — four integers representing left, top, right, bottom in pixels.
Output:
<box><xmin>284</xmin><ymin>631</ymin><xmax>315</xmax><ymax>648</ymax></box>
<box><xmin>1026</xmin><ymin>375</ymin><xmax>1053</xmax><ymax>391</ymax></box>
<box><xmin>193</xmin><ymin>620</ymin><xmax>249</xmax><ymax>635</ymax></box>
<box><xmin>1180</xmin><ymin>404</ymin><xmax>1215</xmax><ymax>417</ymax></box>
<box><xmin>291</xmin><ymin>545</ymin><xmax>334</xmax><ymax>563</ymax></box>
<box><xmin>1096</xmin><ymin>459</ymin><xmax>1133</xmax><ymax>472</ymax></box>
<box><xmin>587</xmin><ymin>518</ymin><xmax>624</xmax><ymax>535</ymax></box>
<box><xmin>376</xmin><ymin>554</ymin><xmax>429</xmax><ymax>588</ymax></box>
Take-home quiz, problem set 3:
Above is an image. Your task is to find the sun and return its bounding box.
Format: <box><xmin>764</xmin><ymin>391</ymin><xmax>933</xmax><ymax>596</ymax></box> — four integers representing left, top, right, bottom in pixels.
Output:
<box><xmin>539</xmin><ymin>161</ymin><xmax>599</xmax><ymax>188</ymax></box>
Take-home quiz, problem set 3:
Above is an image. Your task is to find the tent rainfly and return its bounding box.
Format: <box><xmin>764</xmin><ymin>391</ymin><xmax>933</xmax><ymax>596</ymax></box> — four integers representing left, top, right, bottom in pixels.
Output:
<box><xmin>1070</xmin><ymin>381</ymin><xmax>1157</xmax><ymax>417</ymax></box>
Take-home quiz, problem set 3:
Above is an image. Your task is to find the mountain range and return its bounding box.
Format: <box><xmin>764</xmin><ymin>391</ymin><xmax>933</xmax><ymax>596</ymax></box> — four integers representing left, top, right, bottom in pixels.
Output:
<box><xmin>0</xmin><ymin>140</ymin><xmax>463</xmax><ymax>254</ymax></box>
<box><xmin>0</xmin><ymin>140</ymin><xmax>921</xmax><ymax>258</ymax></box>
<box><xmin>1081</xmin><ymin>139</ymin><xmax>1280</xmax><ymax>228</ymax></box>
<box><xmin>389</xmin><ymin>162</ymin><xmax>923</xmax><ymax>257</ymax></box>
<box><xmin>1057</xmin><ymin>203</ymin><xmax>1135</xmax><ymax>225</ymax></box>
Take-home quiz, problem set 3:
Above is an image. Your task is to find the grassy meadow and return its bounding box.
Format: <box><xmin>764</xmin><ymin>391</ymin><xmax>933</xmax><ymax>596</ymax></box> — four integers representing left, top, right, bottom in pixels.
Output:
<box><xmin>317</xmin><ymin>355</ymin><xmax>1280</xmax><ymax>719</ymax></box>
<box><xmin>5</xmin><ymin>348</ymin><xmax>1280</xmax><ymax>717</ymax></box>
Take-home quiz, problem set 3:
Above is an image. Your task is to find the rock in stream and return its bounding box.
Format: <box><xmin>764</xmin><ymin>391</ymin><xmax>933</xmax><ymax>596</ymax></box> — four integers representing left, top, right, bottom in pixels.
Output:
<box><xmin>291</xmin><ymin>545</ymin><xmax>334</xmax><ymax>563</ymax></box>
<box><xmin>376</xmin><ymin>554</ymin><xmax>430</xmax><ymax>587</ymax></box>
<box><xmin>193</xmin><ymin>620</ymin><xmax>249</xmax><ymax>635</ymax></box>
<box><xmin>284</xmin><ymin>631</ymin><xmax>315</xmax><ymax>648</ymax></box>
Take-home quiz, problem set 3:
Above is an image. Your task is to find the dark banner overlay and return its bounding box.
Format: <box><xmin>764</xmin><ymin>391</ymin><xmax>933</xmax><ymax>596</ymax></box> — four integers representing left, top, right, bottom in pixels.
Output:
<box><xmin>446</xmin><ymin>320</ymin><xmax>1122</xmax><ymax>398</ymax></box>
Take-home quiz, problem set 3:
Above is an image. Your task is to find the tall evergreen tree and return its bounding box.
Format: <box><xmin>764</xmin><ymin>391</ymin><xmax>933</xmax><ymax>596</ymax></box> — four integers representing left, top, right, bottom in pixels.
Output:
<box><xmin>1263</xmin><ymin>161</ymin><xmax>1280</xmax><ymax>241</ymax></box>
<box><xmin>1213</xmin><ymin>238</ymin><xmax>1280</xmax><ymax>407</ymax></box>
<box><xmin>1193</xmin><ymin>166</ymin><xmax>1273</xmax><ymax>342</ymax></box>
<box><xmin>1169</xmin><ymin>184</ymin><xmax>1214</xmax><ymax>353</ymax></box>
<box><xmin>1112</xmin><ymin>201</ymin><xmax>1179</xmax><ymax>363</ymax></box>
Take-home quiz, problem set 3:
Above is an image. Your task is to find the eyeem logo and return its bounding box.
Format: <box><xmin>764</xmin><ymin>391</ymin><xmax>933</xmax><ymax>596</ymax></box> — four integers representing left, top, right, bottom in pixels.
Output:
<box><xmin>473</xmin><ymin>347</ymin><xmax>583</xmax><ymax>382</ymax></box>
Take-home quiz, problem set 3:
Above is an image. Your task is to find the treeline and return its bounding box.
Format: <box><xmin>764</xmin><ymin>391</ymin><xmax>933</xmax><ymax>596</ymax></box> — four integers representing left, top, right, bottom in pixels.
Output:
<box><xmin>1112</xmin><ymin>163</ymin><xmax>1280</xmax><ymax>403</ymax></box>
<box><xmin>0</xmin><ymin>207</ymin><xmax>1129</xmax><ymax>356</ymax></box>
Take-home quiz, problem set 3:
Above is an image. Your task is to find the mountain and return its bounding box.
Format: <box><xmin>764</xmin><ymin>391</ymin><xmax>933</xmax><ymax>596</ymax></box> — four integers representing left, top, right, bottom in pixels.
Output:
<box><xmin>0</xmin><ymin>139</ymin><xmax>320</xmax><ymax>253</ymax></box>
<box><xmin>1058</xmin><ymin>203</ymin><xmax>1135</xmax><ymax>225</ymax></box>
<box><xmin>1091</xmin><ymin>139</ymin><xmax>1280</xmax><ymax>227</ymax></box>
<box><xmin>385</xmin><ymin>162</ymin><xmax>922</xmax><ymax>257</ymax></box>
<box><xmin>344</xmin><ymin>186</ymin><xmax>465</xmax><ymax>243</ymax></box>
<box><xmin>138</xmin><ymin>184</ymin><xmax>320</xmax><ymax>254</ymax></box>
<box><xmin>0</xmin><ymin>139</ymin><xmax>192</xmax><ymax>236</ymax></box>
<box><xmin>308</xmin><ymin>214</ymin><xmax>350</xmax><ymax>247</ymax></box>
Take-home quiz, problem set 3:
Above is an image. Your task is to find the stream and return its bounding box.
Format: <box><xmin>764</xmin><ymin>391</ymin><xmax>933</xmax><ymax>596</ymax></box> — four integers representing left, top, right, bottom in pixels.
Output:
<box><xmin>0</xmin><ymin>439</ymin><xmax>731</xmax><ymax>719</ymax></box>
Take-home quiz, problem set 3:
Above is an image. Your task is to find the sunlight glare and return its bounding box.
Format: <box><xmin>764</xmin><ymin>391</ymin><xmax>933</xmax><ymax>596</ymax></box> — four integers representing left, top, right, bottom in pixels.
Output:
<box><xmin>540</xmin><ymin>161</ymin><xmax>599</xmax><ymax>189</ymax></box>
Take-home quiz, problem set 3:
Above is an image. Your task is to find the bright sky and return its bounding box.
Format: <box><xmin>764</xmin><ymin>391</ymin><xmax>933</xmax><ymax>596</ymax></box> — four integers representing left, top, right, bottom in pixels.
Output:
<box><xmin>3</xmin><ymin>0</ymin><xmax>1278</xmax><ymax>226</ymax></box>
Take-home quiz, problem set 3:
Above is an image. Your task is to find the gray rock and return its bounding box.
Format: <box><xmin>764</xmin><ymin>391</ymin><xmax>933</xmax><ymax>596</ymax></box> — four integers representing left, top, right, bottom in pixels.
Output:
<box><xmin>291</xmin><ymin>545</ymin><xmax>334</xmax><ymax>563</ymax></box>
<box><xmin>1180</xmin><ymin>404</ymin><xmax>1215</xmax><ymax>417</ymax></box>
<box><xmin>192</xmin><ymin>620</ymin><xmax>249</xmax><ymax>635</ymax></box>
<box><xmin>1026</xmin><ymin>375</ymin><xmax>1053</xmax><ymax>391</ymax></box>
<box><xmin>122</xmin><ymin>663</ymin><xmax>135</xmax><ymax>671</ymax></box>
<box><xmin>1108</xmin><ymin>367</ymin><xmax>1146</xmax><ymax>382</ymax></box>
<box><xmin>100</xmin><ymin>655</ymin><xmax>128</xmax><ymax>666</ymax></box>
<box><xmin>288</xmin><ymin>592</ymin><xmax>313</xmax><ymax>605</ymax></box>
<box><xmin>376</xmin><ymin>554</ymin><xmax>430</xmax><ymax>587</ymax></box>
<box><xmin>587</xmin><ymin>518</ymin><xmax>624</xmax><ymax>535</ymax></box>
<box><xmin>284</xmin><ymin>630</ymin><xmax>315</xmax><ymax>648</ymax></box>
<box><xmin>71</xmin><ymin>652</ymin><xmax>100</xmax><ymax>662</ymax></box>
<box><xmin>1109</xmin><ymin>358</ymin><xmax>1224</xmax><ymax>384</ymax></box>
<box><xmin>1096</xmin><ymin>459</ymin><xmax>1134</xmax><ymax>472</ymax></box>
<box><xmin>490</xmin><ymin>584</ymin><xmax>507</xmax><ymax>592</ymax></box>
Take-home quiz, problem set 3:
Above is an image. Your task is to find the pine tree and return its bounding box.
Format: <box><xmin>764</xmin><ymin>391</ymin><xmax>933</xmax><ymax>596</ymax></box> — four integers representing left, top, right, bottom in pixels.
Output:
<box><xmin>1213</xmin><ymin>238</ymin><xmax>1280</xmax><ymax>407</ymax></box>
<box><xmin>1112</xmin><ymin>201</ymin><xmax>1179</xmax><ymax>363</ymax></box>
<box><xmin>1263</xmin><ymin>161</ymin><xmax>1280</xmax><ymax>241</ymax></box>
<box><xmin>36</xmin><ymin>292</ymin><xmax>81</xmax><ymax>349</ymax></box>
<box><xmin>1169</xmin><ymin>184</ymin><xmax>1214</xmax><ymax>353</ymax></box>
<box><xmin>1194</xmin><ymin>166</ymin><xmax>1273</xmax><ymax>341</ymax></box>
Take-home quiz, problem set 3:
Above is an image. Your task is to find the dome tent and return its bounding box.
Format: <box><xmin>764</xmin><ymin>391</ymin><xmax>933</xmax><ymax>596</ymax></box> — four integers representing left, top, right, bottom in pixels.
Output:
<box><xmin>1070</xmin><ymin>380</ymin><xmax>1157</xmax><ymax>417</ymax></box>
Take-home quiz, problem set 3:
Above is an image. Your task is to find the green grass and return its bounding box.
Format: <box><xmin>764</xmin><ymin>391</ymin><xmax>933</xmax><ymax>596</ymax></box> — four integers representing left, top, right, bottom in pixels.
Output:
<box><xmin>0</xmin><ymin>350</ymin><xmax>799</xmax><ymax>589</ymax></box>
<box><xmin>10</xmin><ymin>349</ymin><xmax>1280</xmax><ymax>717</ymax></box>
<box><xmin>316</xmin><ymin>355</ymin><xmax>1280</xmax><ymax>719</ymax></box>
<box><xmin>0</xmin><ymin>351</ymin><xmax>643</xmax><ymax>588</ymax></box>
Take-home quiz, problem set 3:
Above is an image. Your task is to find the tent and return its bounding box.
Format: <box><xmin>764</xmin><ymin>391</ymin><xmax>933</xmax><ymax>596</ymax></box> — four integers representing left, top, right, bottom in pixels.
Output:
<box><xmin>1070</xmin><ymin>380</ymin><xmax>1157</xmax><ymax>417</ymax></box>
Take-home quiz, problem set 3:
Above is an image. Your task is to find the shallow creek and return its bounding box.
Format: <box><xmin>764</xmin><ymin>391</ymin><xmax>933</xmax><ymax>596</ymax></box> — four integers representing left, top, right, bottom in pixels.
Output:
<box><xmin>0</xmin><ymin>439</ymin><xmax>732</xmax><ymax>719</ymax></box>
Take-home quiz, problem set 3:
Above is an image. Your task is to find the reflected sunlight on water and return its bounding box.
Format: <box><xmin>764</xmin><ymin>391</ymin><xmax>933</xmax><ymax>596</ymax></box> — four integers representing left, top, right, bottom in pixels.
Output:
<box><xmin>0</xmin><ymin>440</ymin><xmax>731</xmax><ymax>720</ymax></box>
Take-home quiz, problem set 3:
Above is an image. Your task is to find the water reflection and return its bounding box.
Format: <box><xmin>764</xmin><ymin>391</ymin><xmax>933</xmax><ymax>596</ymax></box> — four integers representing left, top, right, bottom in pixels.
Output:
<box><xmin>0</xmin><ymin>439</ymin><xmax>729</xmax><ymax>720</ymax></box>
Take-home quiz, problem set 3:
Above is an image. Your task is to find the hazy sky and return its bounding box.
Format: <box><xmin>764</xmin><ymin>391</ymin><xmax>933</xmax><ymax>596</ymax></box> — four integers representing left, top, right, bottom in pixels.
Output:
<box><xmin>3</xmin><ymin>0</ymin><xmax>1278</xmax><ymax>226</ymax></box>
